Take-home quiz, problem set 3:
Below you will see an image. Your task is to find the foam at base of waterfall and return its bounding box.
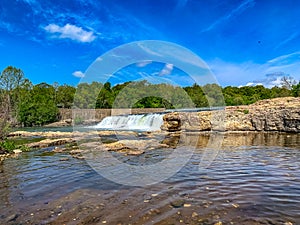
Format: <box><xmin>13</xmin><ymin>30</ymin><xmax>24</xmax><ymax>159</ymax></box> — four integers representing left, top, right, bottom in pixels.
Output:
<box><xmin>91</xmin><ymin>113</ymin><xmax>164</xmax><ymax>131</ymax></box>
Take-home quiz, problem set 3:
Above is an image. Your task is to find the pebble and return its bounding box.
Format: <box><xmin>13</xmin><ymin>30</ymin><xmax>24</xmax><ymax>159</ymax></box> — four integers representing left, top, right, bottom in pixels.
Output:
<box><xmin>59</xmin><ymin>157</ymin><xmax>69</xmax><ymax>161</ymax></box>
<box><xmin>214</xmin><ymin>222</ymin><xmax>222</xmax><ymax>225</ymax></box>
<box><xmin>192</xmin><ymin>212</ymin><xmax>198</xmax><ymax>218</ymax></box>
<box><xmin>151</xmin><ymin>193</ymin><xmax>158</xmax><ymax>197</ymax></box>
<box><xmin>198</xmin><ymin>218</ymin><xmax>210</xmax><ymax>223</ymax></box>
<box><xmin>170</xmin><ymin>199</ymin><xmax>185</xmax><ymax>208</ymax></box>
<box><xmin>231</xmin><ymin>203</ymin><xmax>239</xmax><ymax>208</ymax></box>
<box><xmin>6</xmin><ymin>214</ymin><xmax>18</xmax><ymax>222</ymax></box>
<box><xmin>53</xmin><ymin>147</ymin><xmax>63</xmax><ymax>152</ymax></box>
<box><xmin>73</xmin><ymin>155</ymin><xmax>85</xmax><ymax>160</ymax></box>
<box><xmin>149</xmin><ymin>209</ymin><xmax>161</xmax><ymax>215</ymax></box>
<box><xmin>183</xmin><ymin>203</ymin><xmax>191</xmax><ymax>208</ymax></box>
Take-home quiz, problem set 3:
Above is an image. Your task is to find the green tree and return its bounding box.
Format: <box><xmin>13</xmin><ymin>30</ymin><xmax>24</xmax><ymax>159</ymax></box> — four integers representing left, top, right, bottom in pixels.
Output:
<box><xmin>184</xmin><ymin>84</ymin><xmax>208</xmax><ymax>107</ymax></box>
<box><xmin>270</xmin><ymin>86</ymin><xmax>292</xmax><ymax>98</ymax></box>
<box><xmin>74</xmin><ymin>82</ymin><xmax>103</xmax><ymax>108</ymax></box>
<box><xmin>202</xmin><ymin>83</ymin><xmax>224</xmax><ymax>106</ymax></box>
<box><xmin>96</xmin><ymin>82</ymin><xmax>114</xmax><ymax>108</ymax></box>
<box><xmin>0</xmin><ymin>66</ymin><xmax>26</xmax><ymax>139</ymax></box>
<box><xmin>112</xmin><ymin>81</ymin><xmax>132</xmax><ymax>98</ymax></box>
<box><xmin>0</xmin><ymin>93</ymin><xmax>10</xmax><ymax>140</ymax></box>
<box><xmin>0</xmin><ymin>66</ymin><xmax>25</xmax><ymax>119</ymax></box>
<box><xmin>292</xmin><ymin>82</ymin><xmax>300</xmax><ymax>97</ymax></box>
<box><xmin>18</xmin><ymin>83</ymin><xmax>59</xmax><ymax>126</ymax></box>
<box><xmin>56</xmin><ymin>84</ymin><xmax>76</xmax><ymax>108</ymax></box>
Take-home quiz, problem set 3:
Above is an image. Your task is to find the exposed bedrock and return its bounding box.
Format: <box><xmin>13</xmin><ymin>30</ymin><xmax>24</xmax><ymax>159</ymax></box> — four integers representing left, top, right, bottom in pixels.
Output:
<box><xmin>161</xmin><ymin>97</ymin><xmax>300</xmax><ymax>132</ymax></box>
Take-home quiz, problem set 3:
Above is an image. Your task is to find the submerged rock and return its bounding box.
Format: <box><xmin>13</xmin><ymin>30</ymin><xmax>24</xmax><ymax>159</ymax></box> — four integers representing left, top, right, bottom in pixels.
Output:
<box><xmin>170</xmin><ymin>199</ymin><xmax>185</xmax><ymax>208</ymax></box>
<box><xmin>6</xmin><ymin>213</ymin><xmax>18</xmax><ymax>222</ymax></box>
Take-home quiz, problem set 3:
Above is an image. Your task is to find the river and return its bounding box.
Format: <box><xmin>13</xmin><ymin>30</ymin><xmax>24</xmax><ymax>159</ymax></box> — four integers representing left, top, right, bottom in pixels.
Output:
<box><xmin>0</xmin><ymin>132</ymin><xmax>299</xmax><ymax>224</ymax></box>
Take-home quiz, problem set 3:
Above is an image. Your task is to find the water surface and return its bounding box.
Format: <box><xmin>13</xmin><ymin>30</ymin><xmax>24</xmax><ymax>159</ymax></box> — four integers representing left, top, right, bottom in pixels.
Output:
<box><xmin>0</xmin><ymin>132</ymin><xmax>299</xmax><ymax>224</ymax></box>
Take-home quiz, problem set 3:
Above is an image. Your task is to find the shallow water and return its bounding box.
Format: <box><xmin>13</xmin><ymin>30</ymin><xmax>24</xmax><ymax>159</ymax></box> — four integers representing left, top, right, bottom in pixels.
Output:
<box><xmin>0</xmin><ymin>132</ymin><xmax>299</xmax><ymax>224</ymax></box>
<box><xmin>15</xmin><ymin>126</ymin><xmax>74</xmax><ymax>132</ymax></box>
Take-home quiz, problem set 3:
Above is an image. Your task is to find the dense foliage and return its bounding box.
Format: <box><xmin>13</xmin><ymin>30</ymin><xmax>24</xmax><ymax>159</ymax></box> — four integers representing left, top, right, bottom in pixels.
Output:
<box><xmin>18</xmin><ymin>83</ymin><xmax>59</xmax><ymax>126</ymax></box>
<box><xmin>0</xmin><ymin>65</ymin><xmax>299</xmax><ymax>128</ymax></box>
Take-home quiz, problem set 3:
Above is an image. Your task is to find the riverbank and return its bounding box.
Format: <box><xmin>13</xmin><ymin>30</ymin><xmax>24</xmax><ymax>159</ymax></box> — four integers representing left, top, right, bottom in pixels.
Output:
<box><xmin>1</xmin><ymin>97</ymin><xmax>299</xmax><ymax>160</ymax></box>
<box><xmin>2</xmin><ymin>129</ymin><xmax>300</xmax><ymax>161</ymax></box>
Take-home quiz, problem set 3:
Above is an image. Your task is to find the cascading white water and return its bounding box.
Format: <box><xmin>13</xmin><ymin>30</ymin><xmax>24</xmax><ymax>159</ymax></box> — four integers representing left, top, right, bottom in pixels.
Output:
<box><xmin>91</xmin><ymin>113</ymin><xmax>164</xmax><ymax>131</ymax></box>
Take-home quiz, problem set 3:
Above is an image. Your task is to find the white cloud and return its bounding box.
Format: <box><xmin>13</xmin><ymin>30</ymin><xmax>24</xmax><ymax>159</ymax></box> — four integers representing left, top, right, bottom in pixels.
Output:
<box><xmin>137</xmin><ymin>42</ymin><xmax>163</xmax><ymax>57</ymax></box>
<box><xmin>243</xmin><ymin>72</ymin><xmax>286</xmax><ymax>88</ymax></box>
<box><xmin>266</xmin><ymin>51</ymin><xmax>300</xmax><ymax>65</ymax></box>
<box><xmin>159</xmin><ymin>63</ymin><xmax>174</xmax><ymax>76</ymax></box>
<box><xmin>209</xmin><ymin>59</ymin><xmax>261</xmax><ymax>85</ymax></box>
<box><xmin>202</xmin><ymin>0</ymin><xmax>255</xmax><ymax>32</ymax></box>
<box><xmin>136</xmin><ymin>60</ymin><xmax>152</xmax><ymax>67</ymax></box>
<box><xmin>72</xmin><ymin>71</ymin><xmax>85</xmax><ymax>78</ymax></box>
<box><xmin>44</xmin><ymin>23</ymin><xmax>96</xmax><ymax>43</ymax></box>
<box><xmin>209</xmin><ymin>51</ymin><xmax>300</xmax><ymax>87</ymax></box>
<box><xmin>275</xmin><ymin>32</ymin><xmax>299</xmax><ymax>50</ymax></box>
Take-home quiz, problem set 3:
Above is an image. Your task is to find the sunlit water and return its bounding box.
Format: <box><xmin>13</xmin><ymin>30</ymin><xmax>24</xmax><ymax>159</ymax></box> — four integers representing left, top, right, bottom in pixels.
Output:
<box><xmin>0</xmin><ymin>132</ymin><xmax>299</xmax><ymax>225</ymax></box>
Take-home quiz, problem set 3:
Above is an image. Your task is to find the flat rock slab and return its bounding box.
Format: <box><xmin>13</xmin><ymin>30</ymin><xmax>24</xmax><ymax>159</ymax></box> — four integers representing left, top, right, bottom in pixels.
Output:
<box><xmin>26</xmin><ymin>138</ymin><xmax>76</xmax><ymax>148</ymax></box>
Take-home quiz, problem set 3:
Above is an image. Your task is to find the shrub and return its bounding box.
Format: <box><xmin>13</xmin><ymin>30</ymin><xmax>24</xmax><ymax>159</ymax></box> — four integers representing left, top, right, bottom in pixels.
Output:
<box><xmin>0</xmin><ymin>140</ymin><xmax>16</xmax><ymax>152</ymax></box>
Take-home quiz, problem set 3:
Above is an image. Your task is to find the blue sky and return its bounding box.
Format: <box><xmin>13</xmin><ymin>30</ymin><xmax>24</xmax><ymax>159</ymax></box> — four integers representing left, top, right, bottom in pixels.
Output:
<box><xmin>0</xmin><ymin>0</ymin><xmax>300</xmax><ymax>87</ymax></box>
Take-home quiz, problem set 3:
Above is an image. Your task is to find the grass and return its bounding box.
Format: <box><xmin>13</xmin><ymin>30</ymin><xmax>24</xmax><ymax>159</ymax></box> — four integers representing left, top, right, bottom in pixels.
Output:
<box><xmin>0</xmin><ymin>137</ymin><xmax>45</xmax><ymax>153</ymax></box>
<box><xmin>243</xmin><ymin>109</ymin><xmax>249</xmax><ymax>114</ymax></box>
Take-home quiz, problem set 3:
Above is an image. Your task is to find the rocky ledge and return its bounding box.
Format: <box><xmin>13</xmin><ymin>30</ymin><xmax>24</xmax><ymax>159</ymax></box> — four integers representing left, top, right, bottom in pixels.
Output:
<box><xmin>161</xmin><ymin>97</ymin><xmax>300</xmax><ymax>132</ymax></box>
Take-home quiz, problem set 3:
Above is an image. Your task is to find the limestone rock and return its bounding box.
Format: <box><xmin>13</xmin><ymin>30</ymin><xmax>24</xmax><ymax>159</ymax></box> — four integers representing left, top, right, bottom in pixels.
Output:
<box><xmin>79</xmin><ymin>139</ymin><xmax>166</xmax><ymax>155</ymax></box>
<box><xmin>13</xmin><ymin>149</ymin><xmax>22</xmax><ymax>154</ymax></box>
<box><xmin>162</xmin><ymin>97</ymin><xmax>300</xmax><ymax>132</ymax></box>
<box><xmin>26</xmin><ymin>138</ymin><xmax>76</xmax><ymax>148</ymax></box>
<box><xmin>44</xmin><ymin>119</ymin><xmax>73</xmax><ymax>127</ymax></box>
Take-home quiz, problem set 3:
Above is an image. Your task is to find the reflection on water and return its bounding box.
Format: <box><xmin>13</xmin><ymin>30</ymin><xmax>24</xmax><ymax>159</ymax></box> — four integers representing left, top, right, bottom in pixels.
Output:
<box><xmin>0</xmin><ymin>132</ymin><xmax>299</xmax><ymax>224</ymax></box>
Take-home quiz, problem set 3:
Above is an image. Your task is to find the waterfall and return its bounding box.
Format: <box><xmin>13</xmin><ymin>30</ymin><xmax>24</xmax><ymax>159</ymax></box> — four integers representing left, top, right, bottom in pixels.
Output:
<box><xmin>91</xmin><ymin>113</ymin><xmax>164</xmax><ymax>131</ymax></box>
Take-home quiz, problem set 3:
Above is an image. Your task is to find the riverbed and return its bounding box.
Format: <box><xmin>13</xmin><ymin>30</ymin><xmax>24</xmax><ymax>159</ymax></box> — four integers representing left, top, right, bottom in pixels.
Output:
<box><xmin>0</xmin><ymin>132</ymin><xmax>299</xmax><ymax>224</ymax></box>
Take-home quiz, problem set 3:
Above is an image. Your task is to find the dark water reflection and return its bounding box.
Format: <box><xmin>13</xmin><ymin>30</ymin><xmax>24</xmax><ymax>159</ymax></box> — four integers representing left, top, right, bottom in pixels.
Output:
<box><xmin>0</xmin><ymin>132</ymin><xmax>299</xmax><ymax>224</ymax></box>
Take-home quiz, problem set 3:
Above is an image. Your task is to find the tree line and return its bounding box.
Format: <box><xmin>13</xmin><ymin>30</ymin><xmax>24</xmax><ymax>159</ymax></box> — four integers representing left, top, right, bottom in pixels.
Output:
<box><xmin>1</xmin><ymin>66</ymin><xmax>300</xmax><ymax>131</ymax></box>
